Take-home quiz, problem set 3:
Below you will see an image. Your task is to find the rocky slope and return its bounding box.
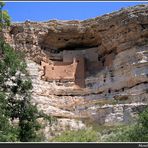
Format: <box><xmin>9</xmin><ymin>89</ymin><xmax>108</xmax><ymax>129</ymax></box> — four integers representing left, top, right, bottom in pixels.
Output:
<box><xmin>1</xmin><ymin>4</ymin><xmax>148</xmax><ymax>139</ymax></box>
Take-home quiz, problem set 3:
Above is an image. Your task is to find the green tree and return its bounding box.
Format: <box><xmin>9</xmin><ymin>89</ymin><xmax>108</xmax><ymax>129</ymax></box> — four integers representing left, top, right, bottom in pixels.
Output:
<box><xmin>101</xmin><ymin>107</ymin><xmax>148</xmax><ymax>142</ymax></box>
<box><xmin>0</xmin><ymin>2</ymin><xmax>55</xmax><ymax>142</ymax></box>
<box><xmin>0</xmin><ymin>92</ymin><xmax>19</xmax><ymax>142</ymax></box>
<box><xmin>0</xmin><ymin>40</ymin><xmax>42</xmax><ymax>142</ymax></box>
<box><xmin>0</xmin><ymin>39</ymin><xmax>56</xmax><ymax>142</ymax></box>
<box><xmin>52</xmin><ymin>129</ymin><xmax>99</xmax><ymax>142</ymax></box>
<box><xmin>129</xmin><ymin>107</ymin><xmax>148</xmax><ymax>142</ymax></box>
<box><xmin>0</xmin><ymin>1</ymin><xmax>11</xmax><ymax>30</ymax></box>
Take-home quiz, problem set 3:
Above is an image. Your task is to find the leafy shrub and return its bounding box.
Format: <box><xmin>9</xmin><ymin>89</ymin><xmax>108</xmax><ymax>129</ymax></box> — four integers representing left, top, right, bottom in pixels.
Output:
<box><xmin>0</xmin><ymin>92</ymin><xmax>19</xmax><ymax>142</ymax></box>
<box><xmin>129</xmin><ymin>107</ymin><xmax>148</xmax><ymax>142</ymax></box>
<box><xmin>101</xmin><ymin>107</ymin><xmax>148</xmax><ymax>142</ymax></box>
<box><xmin>101</xmin><ymin>125</ymin><xmax>132</xmax><ymax>142</ymax></box>
<box><xmin>0</xmin><ymin>40</ymin><xmax>26</xmax><ymax>75</ymax></box>
<box><xmin>52</xmin><ymin>128</ymin><xmax>99</xmax><ymax>142</ymax></box>
<box><xmin>0</xmin><ymin>39</ymin><xmax>42</xmax><ymax>142</ymax></box>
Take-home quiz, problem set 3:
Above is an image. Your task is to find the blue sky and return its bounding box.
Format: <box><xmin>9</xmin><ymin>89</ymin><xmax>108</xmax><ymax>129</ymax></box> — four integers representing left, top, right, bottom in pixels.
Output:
<box><xmin>4</xmin><ymin>2</ymin><xmax>148</xmax><ymax>22</ymax></box>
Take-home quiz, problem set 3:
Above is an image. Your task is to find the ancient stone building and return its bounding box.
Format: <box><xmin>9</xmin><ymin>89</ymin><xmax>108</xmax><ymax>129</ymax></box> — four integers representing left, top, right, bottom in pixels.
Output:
<box><xmin>41</xmin><ymin>55</ymin><xmax>85</xmax><ymax>88</ymax></box>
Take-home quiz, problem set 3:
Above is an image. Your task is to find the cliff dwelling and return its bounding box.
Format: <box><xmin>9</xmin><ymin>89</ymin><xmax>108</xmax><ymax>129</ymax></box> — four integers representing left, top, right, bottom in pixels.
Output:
<box><xmin>40</xmin><ymin>44</ymin><xmax>116</xmax><ymax>88</ymax></box>
<box><xmin>41</xmin><ymin>54</ymin><xmax>85</xmax><ymax>88</ymax></box>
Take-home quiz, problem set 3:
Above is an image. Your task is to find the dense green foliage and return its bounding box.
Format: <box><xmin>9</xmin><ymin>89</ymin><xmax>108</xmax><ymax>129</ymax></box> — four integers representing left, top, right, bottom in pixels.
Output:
<box><xmin>0</xmin><ymin>38</ymin><xmax>55</xmax><ymax>142</ymax></box>
<box><xmin>0</xmin><ymin>39</ymin><xmax>43</xmax><ymax>142</ymax></box>
<box><xmin>0</xmin><ymin>2</ymin><xmax>41</xmax><ymax>142</ymax></box>
<box><xmin>101</xmin><ymin>108</ymin><xmax>148</xmax><ymax>142</ymax></box>
<box><xmin>100</xmin><ymin>125</ymin><xmax>133</xmax><ymax>142</ymax></box>
<box><xmin>52</xmin><ymin>128</ymin><xmax>99</xmax><ymax>142</ymax></box>
<box><xmin>0</xmin><ymin>1</ymin><xmax>11</xmax><ymax>30</ymax></box>
<box><xmin>0</xmin><ymin>2</ymin><xmax>56</xmax><ymax>142</ymax></box>
<box><xmin>0</xmin><ymin>39</ymin><xmax>26</xmax><ymax>76</ymax></box>
<box><xmin>129</xmin><ymin>107</ymin><xmax>148</xmax><ymax>142</ymax></box>
<box><xmin>0</xmin><ymin>92</ymin><xmax>19</xmax><ymax>142</ymax></box>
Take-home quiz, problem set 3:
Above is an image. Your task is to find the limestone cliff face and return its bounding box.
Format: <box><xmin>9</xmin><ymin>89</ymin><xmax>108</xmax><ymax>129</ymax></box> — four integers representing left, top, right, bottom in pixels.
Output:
<box><xmin>1</xmin><ymin>4</ymin><xmax>148</xmax><ymax>130</ymax></box>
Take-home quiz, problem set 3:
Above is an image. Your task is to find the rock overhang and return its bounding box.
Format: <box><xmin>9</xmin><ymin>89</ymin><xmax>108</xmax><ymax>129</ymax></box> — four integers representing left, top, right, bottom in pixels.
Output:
<box><xmin>1</xmin><ymin>3</ymin><xmax>148</xmax><ymax>92</ymax></box>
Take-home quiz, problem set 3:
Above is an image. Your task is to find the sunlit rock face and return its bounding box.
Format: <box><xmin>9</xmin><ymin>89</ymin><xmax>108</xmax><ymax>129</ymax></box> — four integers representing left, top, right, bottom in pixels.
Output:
<box><xmin>1</xmin><ymin>4</ymin><xmax>148</xmax><ymax>130</ymax></box>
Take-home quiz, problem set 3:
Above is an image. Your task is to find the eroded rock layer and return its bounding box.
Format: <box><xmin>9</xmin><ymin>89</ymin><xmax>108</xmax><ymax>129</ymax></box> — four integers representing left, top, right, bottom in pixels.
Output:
<box><xmin>1</xmin><ymin>4</ymin><xmax>148</xmax><ymax>133</ymax></box>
